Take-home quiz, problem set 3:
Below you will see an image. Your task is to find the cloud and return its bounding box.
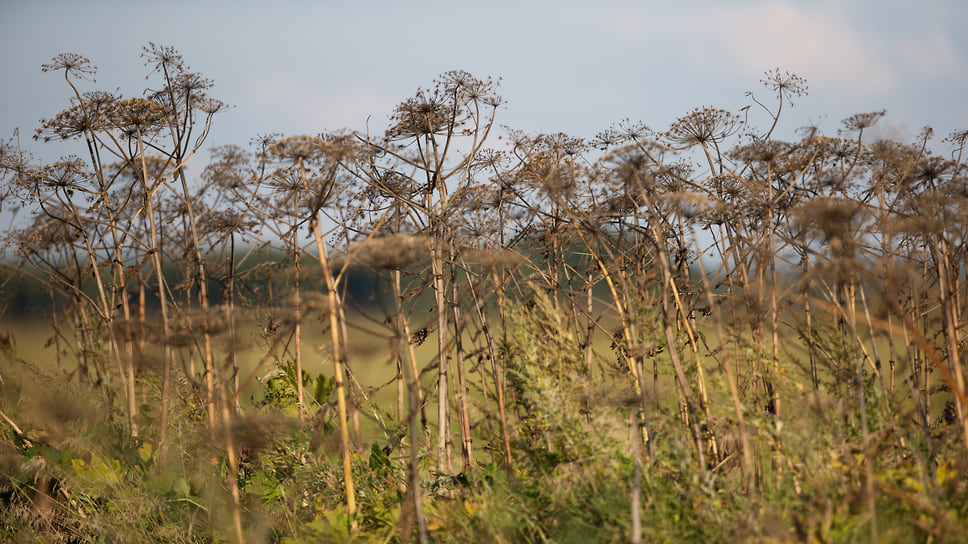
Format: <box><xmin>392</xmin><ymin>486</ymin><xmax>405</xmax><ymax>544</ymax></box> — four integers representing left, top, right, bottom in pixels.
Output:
<box><xmin>605</xmin><ymin>1</ymin><xmax>898</xmax><ymax>99</ymax></box>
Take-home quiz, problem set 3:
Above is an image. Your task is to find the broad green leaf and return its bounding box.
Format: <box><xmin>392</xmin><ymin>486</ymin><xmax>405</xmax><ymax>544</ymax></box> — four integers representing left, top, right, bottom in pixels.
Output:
<box><xmin>173</xmin><ymin>476</ymin><xmax>191</xmax><ymax>498</ymax></box>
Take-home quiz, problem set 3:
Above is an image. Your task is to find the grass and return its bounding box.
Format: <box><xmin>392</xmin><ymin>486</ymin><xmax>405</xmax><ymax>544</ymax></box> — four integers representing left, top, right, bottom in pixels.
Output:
<box><xmin>2</xmin><ymin>290</ymin><xmax>968</xmax><ymax>542</ymax></box>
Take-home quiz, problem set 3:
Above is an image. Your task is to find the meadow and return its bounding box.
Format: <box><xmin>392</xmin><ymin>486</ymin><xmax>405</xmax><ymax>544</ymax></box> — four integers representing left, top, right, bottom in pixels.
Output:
<box><xmin>0</xmin><ymin>48</ymin><xmax>966</xmax><ymax>543</ymax></box>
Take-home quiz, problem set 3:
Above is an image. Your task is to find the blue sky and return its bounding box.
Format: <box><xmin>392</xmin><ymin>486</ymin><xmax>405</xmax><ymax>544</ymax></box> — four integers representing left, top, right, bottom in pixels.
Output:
<box><xmin>3</xmin><ymin>0</ymin><xmax>967</xmax><ymax>161</ymax></box>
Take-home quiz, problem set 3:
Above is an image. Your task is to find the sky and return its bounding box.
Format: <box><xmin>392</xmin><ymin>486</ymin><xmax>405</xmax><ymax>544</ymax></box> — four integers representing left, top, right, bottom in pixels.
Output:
<box><xmin>2</xmin><ymin>0</ymin><xmax>968</xmax><ymax>165</ymax></box>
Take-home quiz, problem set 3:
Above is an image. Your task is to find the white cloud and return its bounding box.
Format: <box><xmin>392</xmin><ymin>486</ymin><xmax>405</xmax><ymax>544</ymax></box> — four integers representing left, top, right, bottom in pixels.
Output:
<box><xmin>605</xmin><ymin>1</ymin><xmax>898</xmax><ymax>99</ymax></box>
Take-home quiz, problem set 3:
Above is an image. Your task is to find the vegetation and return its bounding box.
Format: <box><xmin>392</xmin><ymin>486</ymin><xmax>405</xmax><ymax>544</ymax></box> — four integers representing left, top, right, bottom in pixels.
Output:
<box><xmin>1</xmin><ymin>48</ymin><xmax>967</xmax><ymax>543</ymax></box>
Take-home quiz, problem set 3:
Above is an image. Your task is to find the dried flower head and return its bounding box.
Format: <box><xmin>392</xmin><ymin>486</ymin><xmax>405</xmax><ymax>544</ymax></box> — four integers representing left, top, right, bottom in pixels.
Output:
<box><xmin>944</xmin><ymin>128</ymin><xmax>968</xmax><ymax>152</ymax></box>
<box><xmin>386</xmin><ymin>72</ymin><xmax>501</xmax><ymax>142</ymax></box>
<box><xmin>111</xmin><ymin>98</ymin><xmax>171</xmax><ymax>131</ymax></box>
<box><xmin>913</xmin><ymin>155</ymin><xmax>951</xmax><ymax>187</ymax></box>
<box><xmin>793</xmin><ymin>196</ymin><xmax>863</xmax><ymax>258</ymax></box>
<box><xmin>8</xmin><ymin>212</ymin><xmax>81</xmax><ymax>257</ymax></box>
<box><xmin>840</xmin><ymin>110</ymin><xmax>886</xmax><ymax>134</ymax></box>
<box><xmin>197</xmin><ymin>209</ymin><xmax>259</xmax><ymax>241</ymax></box>
<box><xmin>760</xmin><ymin>68</ymin><xmax>808</xmax><ymax>104</ymax></box>
<box><xmin>439</xmin><ymin>70</ymin><xmax>503</xmax><ymax>107</ymax></box>
<box><xmin>730</xmin><ymin>138</ymin><xmax>792</xmax><ymax>167</ymax></box>
<box><xmin>202</xmin><ymin>145</ymin><xmax>252</xmax><ymax>190</ymax></box>
<box><xmin>664</xmin><ymin>107</ymin><xmax>742</xmax><ymax>148</ymax></box>
<box><xmin>267</xmin><ymin>134</ymin><xmax>328</xmax><ymax>164</ymax></box>
<box><xmin>40</xmin><ymin>158</ymin><xmax>91</xmax><ymax>192</ymax></box>
<box><xmin>351</xmin><ymin>233</ymin><xmax>430</xmax><ymax>269</ymax></box>
<box><xmin>660</xmin><ymin>191</ymin><xmax>711</xmax><ymax>219</ymax></box>
<box><xmin>467</xmin><ymin>248</ymin><xmax>526</xmax><ymax>273</ymax></box>
<box><xmin>142</xmin><ymin>43</ymin><xmax>185</xmax><ymax>74</ymax></box>
<box><xmin>42</xmin><ymin>53</ymin><xmax>97</xmax><ymax>80</ymax></box>
<box><xmin>591</xmin><ymin>120</ymin><xmax>653</xmax><ymax>150</ymax></box>
<box><xmin>387</xmin><ymin>91</ymin><xmax>451</xmax><ymax>140</ymax></box>
<box><xmin>892</xmin><ymin>191</ymin><xmax>949</xmax><ymax>236</ymax></box>
<box><xmin>508</xmin><ymin>132</ymin><xmax>588</xmax><ymax>198</ymax></box>
<box><xmin>35</xmin><ymin>91</ymin><xmax>120</xmax><ymax>142</ymax></box>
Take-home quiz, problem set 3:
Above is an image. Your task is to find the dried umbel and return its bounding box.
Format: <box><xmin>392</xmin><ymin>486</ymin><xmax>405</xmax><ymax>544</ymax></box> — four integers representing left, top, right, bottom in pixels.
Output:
<box><xmin>113</xmin><ymin>98</ymin><xmax>171</xmax><ymax>131</ymax></box>
<box><xmin>37</xmin><ymin>94</ymin><xmax>174</xmax><ymax>147</ymax></box>
<box><xmin>659</xmin><ymin>191</ymin><xmax>711</xmax><ymax>220</ymax></box>
<box><xmin>591</xmin><ymin>119</ymin><xmax>653</xmax><ymax>150</ymax></box>
<box><xmin>267</xmin><ymin>134</ymin><xmax>329</xmax><ymax>164</ymax></box>
<box><xmin>793</xmin><ymin>196</ymin><xmax>864</xmax><ymax>258</ymax></box>
<box><xmin>202</xmin><ymin>145</ymin><xmax>252</xmax><ymax>190</ymax></box>
<box><xmin>3</xmin><ymin>158</ymin><xmax>93</xmax><ymax>200</ymax></box>
<box><xmin>388</xmin><ymin>93</ymin><xmax>452</xmax><ymax>140</ymax></box>
<box><xmin>730</xmin><ymin>139</ymin><xmax>793</xmax><ymax>169</ymax></box>
<box><xmin>664</xmin><ymin>107</ymin><xmax>742</xmax><ymax>149</ymax></box>
<box><xmin>944</xmin><ymin>128</ymin><xmax>968</xmax><ymax>150</ymax></box>
<box><xmin>263</xmin><ymin>135</ymin><xmax>345</xmax><ymax>215</ymax></box>
<box><xmin>912</xmin><ymin>155</ymin><xmax>953</xmax><ymax>189</ymax></box>
<box><xmin>35</xmin><ymin>91</ymin><xmax>119</xmax><ymax>142</ymax></box>
<box><xmin>196</xmin><ymin>209</ymin><xmax>259</xmax><ymax>241</ymax></box>
<box><xmin>148</xmin><ymin>73</ymin><xmax>217</xmax><ymax>110</ymax></box>
<box><xmin>893</xmin><ymin>188</ymin><xmax>967</xmax><ymax>236</ymax></box>
<box><xmin>841</xmin><ymin>110</ymin><xmax>886</xmax><ymax>134</ymax></box>
<box><xmin>601</xmin><ymin>144</ymin><xmax>658</xmax><ymax>196</ymax></box>
<box><xmin>351</xmin><ymin>233</ymin><xmax>430</xmax><ymax>270</ymax></box>
<box><xmin>142</xmin><ymin>42</ymin><xmax>184</xmax><ymax>74</ymax></box>
<box><xmin>438</xmin><ymin>70</ymin><xmax>503</xmax><ymax>107</ymax></box>
<box><xmin>466</xmin><ymin>248</ymin><xmax>526</xmax><ymax>274</ymax></box>
<box><xmin>385</xmin><ymin>71</ymin><xmax>501</xmax><ymax>142</ymax></box>
<box><xmin>42</xmin><ymin>52</ymin><xmax>97</xmax><ymax>80</ymax></box>
<box><xmin>41</xmin><ymin>158</ymin><xmax>91</xmax><ymax>190</ymax></box>
<box><xmin>504</xmin><ymin>131</ymin><xmax>589</xmax><ymax>199</ymax></box>
<box><xmin>760</xmin><ymin>68</ymin><xmax>809</xmax><ymax>104</ymax></box>
<box><xmin>10</xmin><ymin>214</ymin><xmax>80</xmax><ymax>255</ymax></box>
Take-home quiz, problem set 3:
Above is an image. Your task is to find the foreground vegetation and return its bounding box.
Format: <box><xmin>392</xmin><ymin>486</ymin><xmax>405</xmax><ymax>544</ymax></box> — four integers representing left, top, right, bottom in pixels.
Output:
<box><xmin>1</xmin><ymin>46</ymin><xmax>967</xmax><ymax>542</ymax></box>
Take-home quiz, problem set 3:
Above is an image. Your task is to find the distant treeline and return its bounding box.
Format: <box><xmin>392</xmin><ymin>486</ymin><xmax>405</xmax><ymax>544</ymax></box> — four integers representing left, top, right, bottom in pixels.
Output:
<box><xmin>0</xmin><ymin>252</ymin><xmax>386</xmax><ymax>319</ymax></box>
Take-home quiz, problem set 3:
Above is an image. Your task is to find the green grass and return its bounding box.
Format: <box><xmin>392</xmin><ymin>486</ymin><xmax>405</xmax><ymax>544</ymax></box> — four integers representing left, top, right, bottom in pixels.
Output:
<box><xmin>3</xmin><ymin>292</ymin><xmax>967</xmax><ymax>543</ymax></box>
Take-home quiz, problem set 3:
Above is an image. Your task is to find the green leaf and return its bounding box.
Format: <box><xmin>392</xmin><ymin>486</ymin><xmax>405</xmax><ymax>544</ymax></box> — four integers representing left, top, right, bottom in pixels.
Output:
<box><xmin>144</xmin><ymin>474</ymin><xmax>173</xmax><ymax>495</ymax></box>
<box><xmin>314</xmin><ymin>374</ymin><xmax>335</xmax><ymax>405</ymax></box>
<box><xmin>137</xmin><ymin>441</ymin><xmax>154</xmax><ymax>463</ymax></box>
<box><xmin>172</xmin><ymin>476</ymin><xmax>191</xmax><ymax>498</ymax></box>
<box><xmin>368</xmin><ymin>443</ymin><xmax>391</xmax><ymax>471</ymax></box>
<box><xmin>246</xmin><ymin>469</ymin><xmax>282</xmax><ymax>500</ymax></box>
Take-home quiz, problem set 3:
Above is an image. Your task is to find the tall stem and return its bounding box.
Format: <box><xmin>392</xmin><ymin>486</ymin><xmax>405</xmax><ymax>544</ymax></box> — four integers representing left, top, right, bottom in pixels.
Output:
<box><xmin>451</xmin><ymin>268</ymin><xmax>473</xmax><ymax>472</ymax></box>
<box><xmin>431</xmin><ymin>237</ymin><xmax>452</xmax><ymax>475</ymax></box>
<box><xmin>393</xmin><ymin>268</ymin><xmax>430</xmax><ymax>543</ymax></box>
<box><xmin>299</xmin><ymin>164</ymin><xmax>357</xmax><ymax>524</ymax></box>
<box><xmin>135</xmin><ymin>128</ymin><xmax>176</xmax><ymax>446</ymax></box>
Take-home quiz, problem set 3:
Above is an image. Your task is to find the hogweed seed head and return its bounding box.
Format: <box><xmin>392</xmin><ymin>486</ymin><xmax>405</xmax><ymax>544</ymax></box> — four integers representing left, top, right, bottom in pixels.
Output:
<box><xmin>42</xmin><ymin>53</ymin><xmax>97</xmax><ymax>81</ymax></box>
<box><xmin>840</xmin><ymin>110</ymin><xmax>886</xmax><ymax>134</ymax></box>
<box><xmin>142</xmin><ymin>43</ymin><xmax>185</xmax><ymax>74</ymax></box>
<box><xmin>351</xmin><ymin>233</ymin><xmax>430</xmax><ymax>270</ymax></box>
<box><xmin>664</xmin><ymin>107</ymin><xmax>742</xmax><ymax>149</ymax></box>
<box><xmin>944</xmin><ymin>128</ymin><xmax>968</xmax><ymax>148</ymax></box>
<box><xmin>761</xmin><ymin>68</ymin><xmax>808</xmax><ymax>104</ymax></box>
